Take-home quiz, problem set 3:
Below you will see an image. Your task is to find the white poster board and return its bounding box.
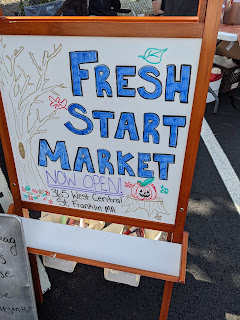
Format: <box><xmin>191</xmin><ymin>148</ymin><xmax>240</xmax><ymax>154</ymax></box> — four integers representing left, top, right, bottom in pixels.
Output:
<box><xmin>0</xmin><ymin>35</ymin><xmax>201</xmax><ymax>225</ymax></box>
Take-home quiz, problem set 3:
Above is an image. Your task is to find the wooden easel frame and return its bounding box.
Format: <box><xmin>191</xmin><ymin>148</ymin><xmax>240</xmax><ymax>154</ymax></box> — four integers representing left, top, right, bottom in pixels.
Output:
<box><xmin>0</xmin><ymin>0</ymin><xmax>222</xmax><ymax>318</ymax></box>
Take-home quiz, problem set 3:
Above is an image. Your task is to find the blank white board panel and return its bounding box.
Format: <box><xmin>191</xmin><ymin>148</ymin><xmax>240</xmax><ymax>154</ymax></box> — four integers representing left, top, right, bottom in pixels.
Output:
<box><xmin>21</xmin><ymin>217</ymin><xmax>182</xmax><ymax>277</ymax></box>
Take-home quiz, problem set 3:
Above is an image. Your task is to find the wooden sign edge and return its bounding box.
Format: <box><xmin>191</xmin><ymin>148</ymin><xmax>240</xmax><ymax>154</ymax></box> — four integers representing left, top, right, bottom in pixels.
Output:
<box><xmin>0</xmin><ymin>19</ymin><xmax>204</xmax><ymax>38</ymax></box>
<box><xmin>172</xmin><ymin>0</ymin><xmax>222</xmax><ymax>243</ymax></box>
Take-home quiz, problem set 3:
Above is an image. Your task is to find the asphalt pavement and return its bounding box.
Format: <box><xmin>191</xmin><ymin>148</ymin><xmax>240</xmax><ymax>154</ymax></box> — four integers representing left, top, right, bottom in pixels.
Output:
<box><xmin>0</xmin><ymin>89</ymin><xmax>239</xmax><ymax>320</ymax></box>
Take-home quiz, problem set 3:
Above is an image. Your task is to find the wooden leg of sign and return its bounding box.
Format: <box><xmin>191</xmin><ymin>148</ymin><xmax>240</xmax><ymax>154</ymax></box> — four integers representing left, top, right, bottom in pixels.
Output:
<box><xmin>167</xmin><ymin>232</ymin><xmax>172</xmax><ymax>242</ymax></box>
<box><xmin>29</xmin><ymin>253</ymin><xmax>43</xmax><ymax>304</ymax></box>
<box><xmin>159</xmin><ymin>281</ymin><xmax>174</xmax><ymax>320</ymax></box>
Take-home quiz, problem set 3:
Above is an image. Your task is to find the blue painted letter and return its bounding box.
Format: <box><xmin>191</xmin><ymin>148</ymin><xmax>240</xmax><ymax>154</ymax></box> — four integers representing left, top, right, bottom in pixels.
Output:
<box><xmin>69</xmin><ymin>51</ymin><xmax>98</xmax><ymax>96</ymax></box>
<box><xmin>143</xmin><ymin>113</ymin><xmax>160</xmax><ymax>144</ymax></box>
<box><xmin>74</xmin><ymin>148</ymin><xmax>95</xmax><ymax>173</ymax></box>
<box><xmin>97</xmin><ymin>149</ymin><xmax>114</xmax><ymax>174</ymax></box>
<box><xmin>138</xmin><ymin>153</ymin><xmax>154</xmax><ymax>178</ymax></box>
<box><xmin>38</xmin><ymin>140</ymin><xmax>70</xmax><ymax>170</ymax></box>
<box><xmin>65</xmin><ymin>104</ymin><xmax>93</xmax><ymax>135</ymax></box>
<box><xmin>116</xmin><ymin>66</ymin><xmax>136</xmax><ymax>97</ymax></box>
<box><xmin>115</xmin><ymin>113</ymin><xmax>139</xmax><ymax>141</ymax></box>
<box><xmin>137</xmin><ymin>66</ymin><xmax>162</xmax><ymax>99</ymax></box>
<box><xmin>165</xmin><ymin>65</ymin><xmax>191</xmax><ymax>103</ymax></box>
<box><xmin>153</xmin><ymin>154</ymin><xmax>175</xmax><ymax>180</ymax></box>
<box><xmin>92</xmin><ymin>111</ymin><xmax>114</xmax><ymax>138</ymax></box>
<box><xmin>163</xmin><ymin>116</ymin><xmax>186</xmax><ymax>147</ymax></box>
<box><xmin>117</xmin><ymin>151</ymin><xmax>135</xmax><ymax>176</ymax></box>
<box><xmin>95</xmin><ymin>65</ymin><xmax>113</xmax><ymax>97</ymax></box>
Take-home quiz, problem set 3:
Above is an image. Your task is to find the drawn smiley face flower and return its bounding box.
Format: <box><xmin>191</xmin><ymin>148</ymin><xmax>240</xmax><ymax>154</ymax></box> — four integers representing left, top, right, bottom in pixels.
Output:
<box><xmin>129</xmin><ymin>178</ymin><xmax>157</xmax><ymax>201</ymax></box>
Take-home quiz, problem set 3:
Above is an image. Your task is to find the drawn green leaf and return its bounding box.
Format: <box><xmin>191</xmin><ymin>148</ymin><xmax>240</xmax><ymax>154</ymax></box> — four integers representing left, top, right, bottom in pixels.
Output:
<box><xmin>138</xmin><ymin>48</ymin><xmax>167</xmax><ymax>65</ymax></box>
<box><xmin>137</xmin><ymin>177</ymin><xmax>155</xmax><ymax>187</ymax></box>
<box><xmin>142</xmin><ymin>177</ymin><xmax>155</xmax><ymax>186</ymax></box>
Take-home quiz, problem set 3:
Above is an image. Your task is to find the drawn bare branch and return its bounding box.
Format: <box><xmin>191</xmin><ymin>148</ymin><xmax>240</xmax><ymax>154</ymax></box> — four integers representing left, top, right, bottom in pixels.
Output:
<box><xmin>28</xmin><ymin>109</ymin><xmax>59</xmax><ymax>136</ymax></box>
<box><xmin>20</xmin><ymin>45</ymin><xmax>65</xmax><ymax>114</ymax></box>
<box><xmin>0</xmin><ymin>39</ymin><xmax>65</xmax><ymax>187</ymax></box>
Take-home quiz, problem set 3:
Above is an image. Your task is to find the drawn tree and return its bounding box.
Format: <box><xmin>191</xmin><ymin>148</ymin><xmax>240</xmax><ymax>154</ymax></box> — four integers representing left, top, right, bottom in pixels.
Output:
<box><xmin>0</xmin><ymin>38</ymin><xmax>66</xmax><ymax>188</ymax></box>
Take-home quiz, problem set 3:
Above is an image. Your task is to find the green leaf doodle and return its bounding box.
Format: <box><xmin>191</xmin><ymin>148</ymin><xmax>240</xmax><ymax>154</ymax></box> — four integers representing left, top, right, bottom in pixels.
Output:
<box><xmin>137</xmin><ymin>177</ymin><xmax>155</xmax><ymax>187</ymax></box>
<box><xmin>138</xmin><ymin>48</ymin><xmax>168</xmax><ymax>65</ymax></box>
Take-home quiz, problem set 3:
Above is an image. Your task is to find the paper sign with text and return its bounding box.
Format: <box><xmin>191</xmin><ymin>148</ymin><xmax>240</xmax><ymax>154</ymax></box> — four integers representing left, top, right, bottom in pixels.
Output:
<box><xmin>0</xmin><ymin>35</ymin><xmax>201</xmax><ymax>224</ymax></box>
<box><xmin>0</xmin><ymin>214</ymin><xmax>38</xmax><ymax>320</ymax></box>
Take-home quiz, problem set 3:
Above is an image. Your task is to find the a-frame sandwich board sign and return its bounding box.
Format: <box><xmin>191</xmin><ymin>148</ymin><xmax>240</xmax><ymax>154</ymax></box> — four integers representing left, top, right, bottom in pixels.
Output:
<box><xmin>0</xmin><ymin>0</ymin><xmax>222</xmax><ymax>318</ymax></box>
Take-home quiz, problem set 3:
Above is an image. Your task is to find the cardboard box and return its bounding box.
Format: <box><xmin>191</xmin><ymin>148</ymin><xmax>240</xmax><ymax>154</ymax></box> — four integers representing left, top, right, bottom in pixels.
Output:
<box><xmin>40</xmin><ymin>213</ymin><xmax>105</xmax><ymax>272</ymax></box>
<box><xmin>103</xmin><ymin>224</ymin><xmax>161</xmax><ymax>286</ymax></box>
<box><xmin>216</xmin><ymin>41</ymin><xmax>240</xmax><ymax>61</ymax></box>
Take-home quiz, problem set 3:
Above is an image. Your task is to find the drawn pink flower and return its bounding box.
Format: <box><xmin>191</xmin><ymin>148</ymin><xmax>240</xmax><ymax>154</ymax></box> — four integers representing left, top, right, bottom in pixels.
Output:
<box><xmin>28</xmin><ymin>196</ymin><xmax>33</xmax><ymax>200</ymax></box>
<box><xmin>22</xmin><ymin>187</ymin><xmax>26</xmax><ymax>192</ymax></box>
<box><xmin>45</xmin><ymin>191</ymin><xmax>50</xmax><ymax>196</ymax></box>
<box><xmin>49</xmin><ymin>96</ymin><xmax>67</xmax><ymax>110</ymax></box>
<box><xmin>43</xmin><ymin>197</ymin><xmax>47</xmax><ymax>201</ymax></box>
<box><xmin>125</xmin><ymin>182</ymin><xmax>133</xmax><ymax>188</ymax></box>
<box><xmin>48</xmin><ymin>199</ymin><xmax>53</xmax><ymax>204</ymax></box>
<box><xmin>32</xmin><ymin>189</ymin><xmax>39</xmax><ymax>193</ymax></box>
